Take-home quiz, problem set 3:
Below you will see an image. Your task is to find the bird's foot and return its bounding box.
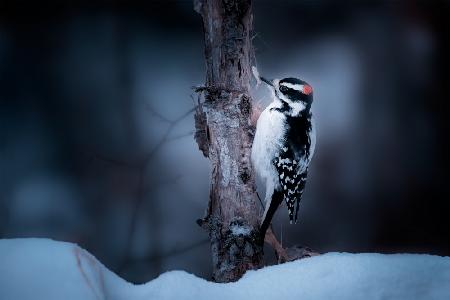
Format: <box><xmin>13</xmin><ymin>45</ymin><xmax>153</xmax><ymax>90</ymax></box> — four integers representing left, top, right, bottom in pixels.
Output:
<box><xmin>264</xmin><ymin>227</ymin><xmax>289</xmax><ymax>263</ymax></box>
<box><xmin>264</xmin><ymin>226</ymin><xmax>319</xmax><ymax>264</ymax></box>
<box><xmin>284</xmin><ymin>245</ymin><xmax>319</xmax><ymax>261</ymax></box>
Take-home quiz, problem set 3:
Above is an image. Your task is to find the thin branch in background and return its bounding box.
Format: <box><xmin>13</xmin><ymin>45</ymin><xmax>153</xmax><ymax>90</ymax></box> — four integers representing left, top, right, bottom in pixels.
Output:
<box><xmin>127</xmin><ymin>238</ymin><xmax>209</xmax><ymax>266</ymax></box>
<box><xmin>166</xmin><ymin>131</ymin><xmax>195</xmax><ymax>142</ymax></box>
<box><xmin>146</xmin><ymin>238</ymin><xmax>209</xmax><ymax>263</ymax></box>
<box><xmin>90</xmin><ymin>153</ymin><xmax>139</xmax><ymax>169</ymax></box>
<box><xmin>251</xmin><ymin>32</ymin><xmax>271</xmax><ymax>53</ymax></box>
<box><xmin>91</xmin><ymin>106</ymin><xmax>196</xmax><ymax>168</ymax></box>
<box><xmin>88</xmin><ymin>103</ymin><xmax>198</xmax><ymax>275</ymax></box>
<box><xmin>173</xmin><ymin>107</ymin><xmax>196</xmax><ymax>124</ymax></box>
<box><xmin>117</xmin><ymin>105</ymin><xmax>197</xmax><ymax>273</ymax></box>
<box><xmin>190</xmin><ymin>94</ymin><xmax>197</xmax><ymax>106</ymax></box>
<box><xmin>156</xmin><ymin>174</ymin><xmax>182</xmax><ymax>186</ymax></box>
<box><xmin>146</xmin><ymin>104</ymin><xmax>172</xmax><ymax>123</ymax></box>
<box><xmin>144</xmin><ymin>106</ymin><xmax>196</xmax><ymax>161</ymax></box>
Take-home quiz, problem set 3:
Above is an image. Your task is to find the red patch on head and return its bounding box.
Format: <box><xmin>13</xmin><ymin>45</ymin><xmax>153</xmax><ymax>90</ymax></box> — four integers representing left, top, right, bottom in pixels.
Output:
<box><xmin>303</xmin><ymin>85</ymin><xmax>313</xmax><ymax>95</ymax></box>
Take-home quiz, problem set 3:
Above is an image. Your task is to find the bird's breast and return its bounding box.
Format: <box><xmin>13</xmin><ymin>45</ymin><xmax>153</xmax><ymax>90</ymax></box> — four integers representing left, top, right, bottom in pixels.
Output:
<box><xmin>251</xmin><ymin>108</ymin><xmax>287</xmax><ymax>180</ymax></box>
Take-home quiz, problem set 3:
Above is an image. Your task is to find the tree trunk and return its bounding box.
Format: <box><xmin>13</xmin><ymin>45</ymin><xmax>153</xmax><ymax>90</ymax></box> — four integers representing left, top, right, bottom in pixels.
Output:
<box><xmin>193</xmin><ymin>0</ymin><xmax>263</xmax><ymax>282</ymax></box>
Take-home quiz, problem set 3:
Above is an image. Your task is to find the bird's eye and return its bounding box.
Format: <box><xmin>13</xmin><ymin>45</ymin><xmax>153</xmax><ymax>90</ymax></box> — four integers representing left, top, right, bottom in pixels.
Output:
<box><xmin>279</xmin><ymin>85</ymin><xmax>288</xmax><ymax>92</ymax></box>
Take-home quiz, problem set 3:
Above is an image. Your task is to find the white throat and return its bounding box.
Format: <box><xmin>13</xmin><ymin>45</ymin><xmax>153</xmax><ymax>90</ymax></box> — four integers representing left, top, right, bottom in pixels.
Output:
<box><xmin>279</xmin><ymin>94</ymin><xmax>306</xmax><ymax>116</ymax></box>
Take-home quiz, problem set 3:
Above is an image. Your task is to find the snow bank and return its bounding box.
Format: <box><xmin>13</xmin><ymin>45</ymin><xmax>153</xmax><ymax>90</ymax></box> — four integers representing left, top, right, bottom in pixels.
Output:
<box><xmin>0</xmin><ymin>238</ymin><xmax>449</xmax><ymax>300</ymax></box>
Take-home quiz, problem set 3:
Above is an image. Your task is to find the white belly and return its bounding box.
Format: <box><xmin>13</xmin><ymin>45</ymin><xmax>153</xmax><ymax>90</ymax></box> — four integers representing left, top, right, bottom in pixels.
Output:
<box><xmin>251</xmin><ymin>104</ymin><xmax>286</xmax><ymax>202</ymax></box>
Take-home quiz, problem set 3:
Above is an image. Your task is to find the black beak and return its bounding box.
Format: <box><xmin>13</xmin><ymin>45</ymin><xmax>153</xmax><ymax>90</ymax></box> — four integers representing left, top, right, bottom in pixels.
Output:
<box><xmin>260</xmin><ymin>76</ymin><xmax>274</xmax><ymax>87</ymax></box>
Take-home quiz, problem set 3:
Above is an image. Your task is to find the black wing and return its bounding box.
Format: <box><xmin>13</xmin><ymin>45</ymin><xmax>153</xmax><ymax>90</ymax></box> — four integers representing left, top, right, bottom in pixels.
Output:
<box><xmin>273</xmin><ymin>144</ymin><xmax>308</xmax><ymax>223</ymax></box>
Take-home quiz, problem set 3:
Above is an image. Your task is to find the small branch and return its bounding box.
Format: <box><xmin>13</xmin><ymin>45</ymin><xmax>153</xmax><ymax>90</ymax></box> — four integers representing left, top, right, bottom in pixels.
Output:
<box><xmin>264</xmin><ymin>226</ymin><xmax>320</xmax><ymax>264</ymax></box>
<box><xmin>173</xmin><ymin>107</ymin><xmax>196</xmax><ymax>123</ymax></box>
<box><xmin>85</xmin><ymin>99</ymin><xmax>198</xmax><ymax>277</ymax></box>
<box><xmin>252</xmin><ymin>32</ymin><xmax>271</xmax><ymax>51</ymax></box>
<box><xmin>120</xmin><ymin>238</ymin><xmax>209</xmax><ymax>271</ymax></box>
<box><xmin>144</xmin><ymin>106</ymin><xmax>196</xmax><ymax>163</ymax></box>
<box><xmin>112</xmin><ymin>105</ymin><xmax>196</xmax><ymax>273</ymax></box>
<box><xmin>265</xmin><ymin>227</ymin><xmax>288</xmax><ymax>263</ymax></box>
<box><xmin>90</xmin><ymin>106</ymin><xmax>196</xmax><ymax>168</ymax></box>
<box><xmin>141</xmin><ymin>238</ymin><xmax>209</xmax><ymax>264</ymax></box>
<box><xmin>90</xmin><ymin>153</ymin><xmax>139</xmax><ymax>168</ymax></box>
<box><xmin>166</xmin><ymin>131</ymin><xmax>195</xmax><ymax>142</ymax></box>
<box><xmin>146</xmin><ymin>105</ymin><xmax>173</xmax><ymax>123</ymax></box>
<box><xmin>156</xmin><ymin>174</ymin><xmax>182</xmax><ymax>186</ymax></box>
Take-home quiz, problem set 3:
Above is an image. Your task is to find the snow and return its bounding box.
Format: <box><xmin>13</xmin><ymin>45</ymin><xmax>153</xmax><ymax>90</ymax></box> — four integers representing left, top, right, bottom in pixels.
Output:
<box><xmin>229</xmin><ymin>224</ymin><xmax>251</xmax><ymax>236</ymax></box>
<box><xmin>1</xmin><ymin>238</ymin><xmax>450</xmax><ymax>300</ymax></box>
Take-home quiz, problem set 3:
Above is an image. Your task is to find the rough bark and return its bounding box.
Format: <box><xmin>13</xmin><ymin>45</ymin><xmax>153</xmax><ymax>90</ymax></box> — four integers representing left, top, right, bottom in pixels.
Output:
<box><xmin>193</xmin><ymin>0</ymin><xmax>263</xmax><ymax>282</ymax></box>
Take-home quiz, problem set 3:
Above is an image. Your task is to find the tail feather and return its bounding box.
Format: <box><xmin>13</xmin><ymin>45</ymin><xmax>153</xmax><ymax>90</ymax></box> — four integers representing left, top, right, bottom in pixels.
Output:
<box><xmin>260</xmin><ymin>191</ymin><xmax>283</xmax><ymax>236</ymax></box>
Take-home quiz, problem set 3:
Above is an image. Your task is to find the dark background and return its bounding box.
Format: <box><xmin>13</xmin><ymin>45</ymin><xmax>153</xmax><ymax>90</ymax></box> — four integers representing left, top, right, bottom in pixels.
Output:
<box><xmin>0</xmin><ymin>0</ymin><xmax>449</xmax><ymax>283</ymax></box>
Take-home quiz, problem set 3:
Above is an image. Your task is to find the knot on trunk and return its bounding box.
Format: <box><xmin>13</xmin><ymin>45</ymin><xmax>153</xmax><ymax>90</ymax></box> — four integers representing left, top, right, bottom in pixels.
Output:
<box><xmin>222</xmin><ymin>0</ymin><xmax>251</xmax><ymax>16</ymax></box>
<box><xmin>193</xmin><ymin>0</ymin><xmax>203</xmax><ymax>14</ymax></box>
<box><xmin>212</xmin><ymin>218</ymin><xmax>263</xmax><ymax>282</ymax></box>
<box><xmin>194</xmin><ymin>102</ymin><xmax>209</xmax><ymax>157</ymax></box>
<box><xmin>239</xmin><ymin>94</ymin><xmax>251</xmax><ymax>118</ymax></box>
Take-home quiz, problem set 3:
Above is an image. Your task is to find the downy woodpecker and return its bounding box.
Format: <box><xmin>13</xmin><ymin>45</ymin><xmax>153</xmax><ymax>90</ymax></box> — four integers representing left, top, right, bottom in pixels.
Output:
<box><xmin>251</xmin><ymin>74</ymin><xmax>316</xmax><ymax>235</ymax></box>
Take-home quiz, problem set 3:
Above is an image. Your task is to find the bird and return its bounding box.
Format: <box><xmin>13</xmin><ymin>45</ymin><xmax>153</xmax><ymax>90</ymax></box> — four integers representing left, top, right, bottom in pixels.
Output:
<box><xmin>251</xmin><ymin>73</ymin><xmax>316</xmax><ymax>235</ymax></box>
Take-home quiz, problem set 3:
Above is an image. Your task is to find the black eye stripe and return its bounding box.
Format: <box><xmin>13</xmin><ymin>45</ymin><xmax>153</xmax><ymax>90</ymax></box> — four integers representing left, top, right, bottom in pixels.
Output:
<box><xmin>280</xmin><ymin>85</ymin><xmax>299</xmax><ymax>95</ymax></box>
<box><xmin>279</xmin><ymin>86</ymin><xmax>307</xmax><ymax>102</ymax></box>
<box><xmin>278</xmin><ymin>78</ymin><xmax>313</xmax><ymax>105</ymax></box>
<box><xmin>279</xmin><ymin>85</ymin><xmax>288</xmax><ymax>92</ymax></box>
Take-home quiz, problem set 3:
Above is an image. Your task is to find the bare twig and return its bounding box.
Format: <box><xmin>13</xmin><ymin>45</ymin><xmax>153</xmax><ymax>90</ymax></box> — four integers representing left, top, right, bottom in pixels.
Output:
<box><xmin>93</xmin><ymin>106</ymin><xmax>196</xmax><ymax>167</ymax></box>
<box><xmin>118</xmin><ymin>238</ymin><xmax>209</xmax><ymax>273</ymax></box>
<box><xmin>156</xmin><ymin>174</ymin><xmax>182</xmax><ymax>186</ymax></box>
<box><xmin>91</xmin><ymin>153</ymin><xmax>139</xmax><ymax>168</ymax></box>
<box><xmin>254</xmin><ymin>33</ymin><xmax>271</xmax><ymax>51</ymax></box>
<box><xmin>117</xmin><ymin>106</ymin><xmax>197</xmax><ymax>273</ymax></box>
<box><xmin>264</xmin><ymin>226</ymin><xmax>319</xmax><ymax>264</ymax></box>
<box><xmin>265</xmin><ymin>227</ymin><xmax>288</xmax><ymax>263</ymax></box>
<box><xmin>146</xmin><ymin>104</ymin><xmax>173</xmax><ymax>123</ymax></box>
<box><xmin>166</xmin><ymin>131</ymin><xmax>195</xmax><ymax>142</ymax></box>
<box><xmin>143</xmin><ymin>107</ymin><xmax>196</xmax><ymax>161</ymax></box>
<box><xmin>89</xmin><ymin>104</ymin><xmax>197</xmax><ymax>274</ymax></box>
<box><xmin>132</xmin><ymin>238</ymin><xmax>208</xmax><ymax>265</ymax></box>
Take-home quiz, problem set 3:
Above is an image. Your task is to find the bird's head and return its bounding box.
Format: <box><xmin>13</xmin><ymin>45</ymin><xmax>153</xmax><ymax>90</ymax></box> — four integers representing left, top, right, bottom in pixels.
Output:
<box><xmin>260</xmin><ymin>76</ymin><xmax>313</xmax><ymax>115</ymax></box>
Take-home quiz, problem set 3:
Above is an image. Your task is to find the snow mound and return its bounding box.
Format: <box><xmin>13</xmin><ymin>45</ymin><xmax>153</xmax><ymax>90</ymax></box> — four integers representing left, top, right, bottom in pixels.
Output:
<box><xmin>0</xmin><ymin>238</ymin><xmax>449</xmax><ymax>300</ymax></box>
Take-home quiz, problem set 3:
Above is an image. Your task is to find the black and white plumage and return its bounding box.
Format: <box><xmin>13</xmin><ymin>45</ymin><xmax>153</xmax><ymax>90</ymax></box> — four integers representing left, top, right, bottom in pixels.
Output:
<box><xmin>251</xmin><ymin>75</ymin><xmax>316</xmax><ymax>234</ymax></box>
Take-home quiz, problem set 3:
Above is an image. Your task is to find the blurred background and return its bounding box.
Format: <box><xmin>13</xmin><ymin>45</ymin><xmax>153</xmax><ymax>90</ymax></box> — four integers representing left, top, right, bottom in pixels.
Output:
<box><xmin>0</xmin><ymin>0</ymin><xmax>449</xmax><ymax>283</ymax></box>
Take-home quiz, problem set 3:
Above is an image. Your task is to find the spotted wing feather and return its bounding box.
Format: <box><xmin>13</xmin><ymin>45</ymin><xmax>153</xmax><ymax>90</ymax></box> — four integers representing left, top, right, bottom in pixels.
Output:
<box><xmin>273</xmin><ymin>144</ymin><xmax>308</xmax><ymax>223</ymax></box>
